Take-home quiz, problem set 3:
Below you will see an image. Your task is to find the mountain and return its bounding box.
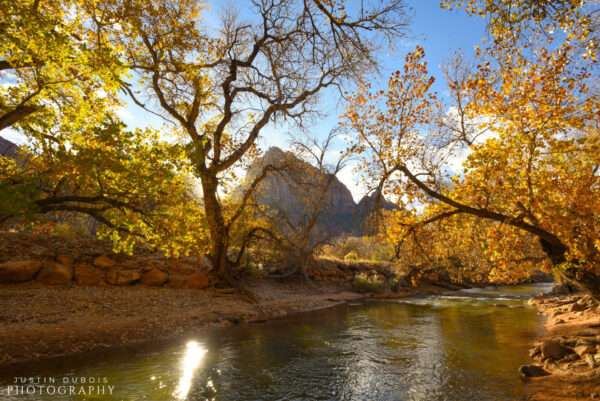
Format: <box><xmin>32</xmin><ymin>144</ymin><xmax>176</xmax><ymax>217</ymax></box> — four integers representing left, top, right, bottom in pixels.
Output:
<box><xmin>0</xmin><ymin>136</ymin><xmax>18</xmax><ymax>158</ymax></box>
<box><xmin>244</xmin><ymin>147</ymin><xmax>397</xmax><ymax>239</ymax></box>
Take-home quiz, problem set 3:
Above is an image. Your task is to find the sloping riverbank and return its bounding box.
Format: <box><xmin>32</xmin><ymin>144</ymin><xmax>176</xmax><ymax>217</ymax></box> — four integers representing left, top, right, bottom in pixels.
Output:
<box><xmin>524</xmin><ymin>293</ymin><xmax>600</xmax><ymax>400</ymax></box>
<box><xmin>0</xmin><ymin>280</ymin><xmax>375</xmax><ymax>367</ymax></box>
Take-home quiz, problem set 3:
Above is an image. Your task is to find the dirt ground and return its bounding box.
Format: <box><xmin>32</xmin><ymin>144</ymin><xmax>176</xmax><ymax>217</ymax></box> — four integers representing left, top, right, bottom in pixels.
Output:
<box><xmin>0</xmin><ymin>280</ymin><xmax>367</xmax><ymax>367</ymax></box>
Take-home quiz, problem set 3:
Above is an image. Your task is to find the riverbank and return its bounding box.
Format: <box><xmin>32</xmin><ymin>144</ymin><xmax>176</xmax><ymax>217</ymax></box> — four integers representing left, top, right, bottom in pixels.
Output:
<box><xmin>0</xmin><ymin>280</ymin><xmax>408</xmax><ymax>367</ymax></box>
<box><xmin>524</xmin><ymin>292</ymin><xmax>600</xmax><ymax>401</ymax></box>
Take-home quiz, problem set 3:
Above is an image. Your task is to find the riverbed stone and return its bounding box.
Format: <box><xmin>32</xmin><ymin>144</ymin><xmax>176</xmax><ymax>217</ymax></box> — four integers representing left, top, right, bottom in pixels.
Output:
<box><xmin>541</xmin><ymin>339</ymin><xmax>573</xmax><ymax>361</ymax></box>
<box><xmin>37</xmin><ymin>261</ymin><xmax>72</xmax><ymax>285</ymax></box>
<box><xmin>106</xmin><ymin>269</ymin><xmax>140</xmax><ymax>286</ymax></box>
<box><xmin>0</xmin><ymin>260</ymin><xmax>43</xmax><ymax>282</ymax></box>
<box><xmin>519</xmin><ymin>364</ymin><xmax>550</xmax><ymax>379</ymax></box>
<box><xmin>141</xmin><ymin>268</ymin><xmax>168</xmax><ymax>287</ymax></box>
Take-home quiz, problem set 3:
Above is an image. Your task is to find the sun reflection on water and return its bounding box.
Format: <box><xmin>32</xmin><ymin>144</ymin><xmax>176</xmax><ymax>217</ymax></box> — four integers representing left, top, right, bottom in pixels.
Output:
<box><xmin>172</xmin><ymin>340</ymin><xmax>208</xmax><ymax>400</ymax></box>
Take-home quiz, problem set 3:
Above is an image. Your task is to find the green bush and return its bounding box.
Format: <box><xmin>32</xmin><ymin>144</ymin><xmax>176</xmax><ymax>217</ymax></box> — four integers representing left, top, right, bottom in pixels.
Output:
<box><xmin>352</xmin><ymin>272</ymin><xmax>386</xmax><ymax>293</ymax></box>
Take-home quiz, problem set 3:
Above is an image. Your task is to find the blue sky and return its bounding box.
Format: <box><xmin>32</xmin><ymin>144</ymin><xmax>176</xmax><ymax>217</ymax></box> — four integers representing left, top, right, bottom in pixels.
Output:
<box><xmin>2</xmin><ymin>0</ymin><xmax>488</xmax><ymax>201</ymax></box>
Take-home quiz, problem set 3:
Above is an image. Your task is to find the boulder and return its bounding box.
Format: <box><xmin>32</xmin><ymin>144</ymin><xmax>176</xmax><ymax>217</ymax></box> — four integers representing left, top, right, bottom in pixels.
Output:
<box><xmin>106</xmin><ymin>269</ymin><xmax>140</xmax><ymax>286</ymax></box>
<box><xmin>56</xmin><ymin>254</ymin><xmax>74</xmax><ymax>267</ymax></box>
<box><xmin>141</xmin><ymin>268</ymin><xmax>168</xmax><ymax>287</ymax></box>
<box><xmin>93</xmin><ymin>255</ymin><xmax>116</xmax><ymax>269</ymax></box>
<box><xmin>37</xmin><ymin>262</ymin><xmax>72</xmax><ymax>285</ymax></box>
<box><xmin>519</xmin><ymin>364</ymin><xmax>550</xmax><ymax>379</ymax></box>
<box><xmin>185</xmin><ymin>272</ymin><xmax>210</xmax><ymax>289</ymax></box>
<box><xmin>169</xmin><ymin>263</ymin><xmax>196</xmax><ymax>275</ymax></box>
<box><xmin>541</xmin><ymin>340</ymin><xmax>574</xmax><ymax>361</ymax></box>
<box><xmin>167</xmin><ymin>272</ymin><xmax>210</xmax><ymax>289</ymax></box>
<box><xmin>74</xmin><ymin>264</ymin><xmax>105</xmax><ymax>286</ymax></box>
<box><xmin>0</xmin><ymin>260</ymin><xmax>43</xmax><ymax>282</ymax></box>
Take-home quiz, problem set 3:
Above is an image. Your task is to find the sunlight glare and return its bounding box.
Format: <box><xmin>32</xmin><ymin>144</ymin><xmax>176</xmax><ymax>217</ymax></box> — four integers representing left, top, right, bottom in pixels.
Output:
<box><xmin>172</xmin><ymin>340</ymin><xmax>208</xmax><ymax>400</ymax></box>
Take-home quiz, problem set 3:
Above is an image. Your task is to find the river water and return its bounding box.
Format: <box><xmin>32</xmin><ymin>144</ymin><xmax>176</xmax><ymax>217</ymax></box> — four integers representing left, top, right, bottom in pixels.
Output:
<box><xmin>0</xmin><ymin>283</ymin><xmax>551</xmax><ymax>401</ymax></box>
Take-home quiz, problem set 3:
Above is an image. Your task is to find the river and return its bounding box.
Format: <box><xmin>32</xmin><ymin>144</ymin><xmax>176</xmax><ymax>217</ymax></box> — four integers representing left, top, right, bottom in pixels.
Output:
<box><xmin>0</xmin><ymin>283</ymin><xmax>551</xmax><ymax>401</ymax></box>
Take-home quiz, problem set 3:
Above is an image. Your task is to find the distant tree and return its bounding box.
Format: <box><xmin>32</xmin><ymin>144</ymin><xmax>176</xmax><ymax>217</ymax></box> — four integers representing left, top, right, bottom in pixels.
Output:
<box><xmin>248</xmin><ymin>130</ymin><xmax>355</xmax><ymax>279</ymax></box>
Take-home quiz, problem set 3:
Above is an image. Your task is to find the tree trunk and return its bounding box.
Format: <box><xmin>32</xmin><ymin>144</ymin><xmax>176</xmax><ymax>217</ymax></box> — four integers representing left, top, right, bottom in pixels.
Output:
<box><xmin>539</xmin><ymin>238</ymin><xmax>600</xmax><ymax>301</ymax></box>
<box><xmin>200</xmin><ymin>173</ymin><xmax>230</xmax><ymax>282</ymax></box>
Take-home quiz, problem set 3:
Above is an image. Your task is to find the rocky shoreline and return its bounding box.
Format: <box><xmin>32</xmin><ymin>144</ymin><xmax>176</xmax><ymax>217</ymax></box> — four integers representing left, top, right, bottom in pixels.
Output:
<box><xmin>523</xmin><ymin>292</ymin><xmax>600</xmax><ymax>401</ymax></box>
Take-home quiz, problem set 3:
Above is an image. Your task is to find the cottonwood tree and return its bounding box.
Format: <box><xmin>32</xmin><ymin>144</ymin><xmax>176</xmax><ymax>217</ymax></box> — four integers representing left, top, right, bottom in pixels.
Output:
<box><xmin>0</xmin><ymin>121</ymin><xmax>208</xmax><ymax>256</ymax></box>
<box><xmin>0</xmin><ymin>0</ymin><xmax>123</xmax><ymax>133</ymax></box>
<box><xmin>98</xmin><ymin>0</ymin><xmax>408</xmax><ymax>282</ymax></box>
<box><xmin>0</xmin><ymin>1</ymin><xmax>206</xmax><ymax>255</ymax></box>
<box><xmin>346</xmin><ymin>42</ymin><xmax>600</xmax><ymax>296</ymax></box>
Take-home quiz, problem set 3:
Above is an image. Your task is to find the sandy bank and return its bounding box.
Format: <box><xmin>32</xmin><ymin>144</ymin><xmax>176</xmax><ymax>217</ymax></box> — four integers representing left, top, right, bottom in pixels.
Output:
<box><xmin>0</xmin><ymin>280</ymin><xmax>370</xmax><ymax>367</ymax></box>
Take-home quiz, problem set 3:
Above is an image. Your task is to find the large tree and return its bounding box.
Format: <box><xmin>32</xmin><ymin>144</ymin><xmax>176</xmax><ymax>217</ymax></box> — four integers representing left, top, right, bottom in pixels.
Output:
<box><xmin>346</xmin><ymin>41</ymin><xmax>600</xmax><ymax>296</ymax></box>
<box><xmin>0</xmin><ymin>1</ymin><xmax>206</xmax><ymax>256</ymax></box>
<box><xmin>95</xmin><ymin>0</ymin><xmax>408</xmax><ymax>282</ymax></box>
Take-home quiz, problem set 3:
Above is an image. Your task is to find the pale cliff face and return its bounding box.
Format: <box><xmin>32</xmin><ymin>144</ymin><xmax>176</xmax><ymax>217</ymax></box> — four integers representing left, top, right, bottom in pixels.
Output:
<box><xmin>243</xmin><ymin>147</ymin><xmax>396</xmax><ymax>240</ymax></box>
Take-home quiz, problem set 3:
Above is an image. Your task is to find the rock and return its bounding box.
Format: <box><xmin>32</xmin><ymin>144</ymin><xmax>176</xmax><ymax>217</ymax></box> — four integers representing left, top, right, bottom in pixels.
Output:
<box><xmin>0</xmin><ymin>260</ymin><xmax>43</xmax><ymax>282</ymax></box>
<box><xmin>185</xmin><ymin>272</ymin><xmax>210</xmax><ymax>289</ymax></box>
<box><xmin>56</xmin><ymin>254</ymin><xmax>74</xmax><ymax>267</ymax></box>
<box><xmin>167</xmin><ymin>272</ymin><xmax>210</xmax><ymax>289</ymax></box>
<box><xmin>93</xmin><ymin>256</ymin><xmax>116</xmax><ymax>269</ymax></box>
<box><xmin>574</xmin><ymin>344</ymin><xmax>597</xmax><ymax>357</ymax></box>
<box><xmin>541</xmin><ymin>340</ymin><xmax>574</xmax><ymax>361</ymax></box>
<box><xmin>36</xmin><ymin>262</ymin><xmax>72</xmax><ymax>285</ymax></box>
<box><xmin>74</xmin><ymin>264</ymin><xmax>105</xmax><ymax>286</ymax></box>
<box><xmin>106</xmin><ymin>269</ymin><xmax>140</xmax><ymax>286</ymax></box>
<box><xmin>141</xmin><ymin>268</ymin><xmax>168</xmax><ymax>287</ymax></box>
<box><xmin>170</xmin><ymin>263</ymin><xmax>196</xmax><ymax>275</ymax></box>
<box><xmin>519</xmin><ymin>364</ymin><xmax>550</xmax><ymax>379</ymax></box>
<box><xmin>529</xmin><ymin>345</ymin><xmax>542</xmax><ymax>358</ymax></box>
<box><xmin>569</xmin><ymin>302</ymin><xmax>587</xmax><ymax>312</ymax></box>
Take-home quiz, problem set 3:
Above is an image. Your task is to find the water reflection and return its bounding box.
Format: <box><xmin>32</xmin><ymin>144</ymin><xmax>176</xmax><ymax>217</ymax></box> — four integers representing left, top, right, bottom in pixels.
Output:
<box><xmin>173</xmin><ymin>341</ymin><xmax>207</xmax><ymax>400</ymax></box>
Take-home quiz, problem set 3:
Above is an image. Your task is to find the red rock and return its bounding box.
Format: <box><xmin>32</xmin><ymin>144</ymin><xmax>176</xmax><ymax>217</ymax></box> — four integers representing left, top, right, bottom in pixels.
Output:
<box><xmin>74</xmin><ymin>264</ymin><xmax>105</xmax><ymax>286</ymax></box>
<box><xmin>185</xmin><ymin>272</ymin><xmax>210</xmax><ymax>289</ymax></box>
<box><xmin>141</xmin><ymin>268</ymin><xmax>168</xmax><ymax>286</ymax></box>
<box><xmin>93</xmin><ymin>255</ymin><xmax>116</xmax><ymax>269</ymax></box>
<box><xmin>166</xmin><ymin>272</ymin><xmax>210</xmax><ymax>289</ymax></box>
<box><xmin>37</xmin><ymin>261</ymin><xmax>72</xmax><ymax>285</ymax></box>
<box><xmin>541</xmin><ymin>340</ymin><xmax>573</xmax><ymax>361</ymax></box>
<box><xmin>0</xmin><ymin>260</ymin><xmax>43</xmax><ymax>282</ymax></box>
<box><xmin>56</xmin><ymin>254</ymin><xmax>74</xmax><ymax>267</ymax></box>
<box><xmin>106</xmin><ymin>269</ymin><xmax>140</xmax><ymax>286</ymax></box>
